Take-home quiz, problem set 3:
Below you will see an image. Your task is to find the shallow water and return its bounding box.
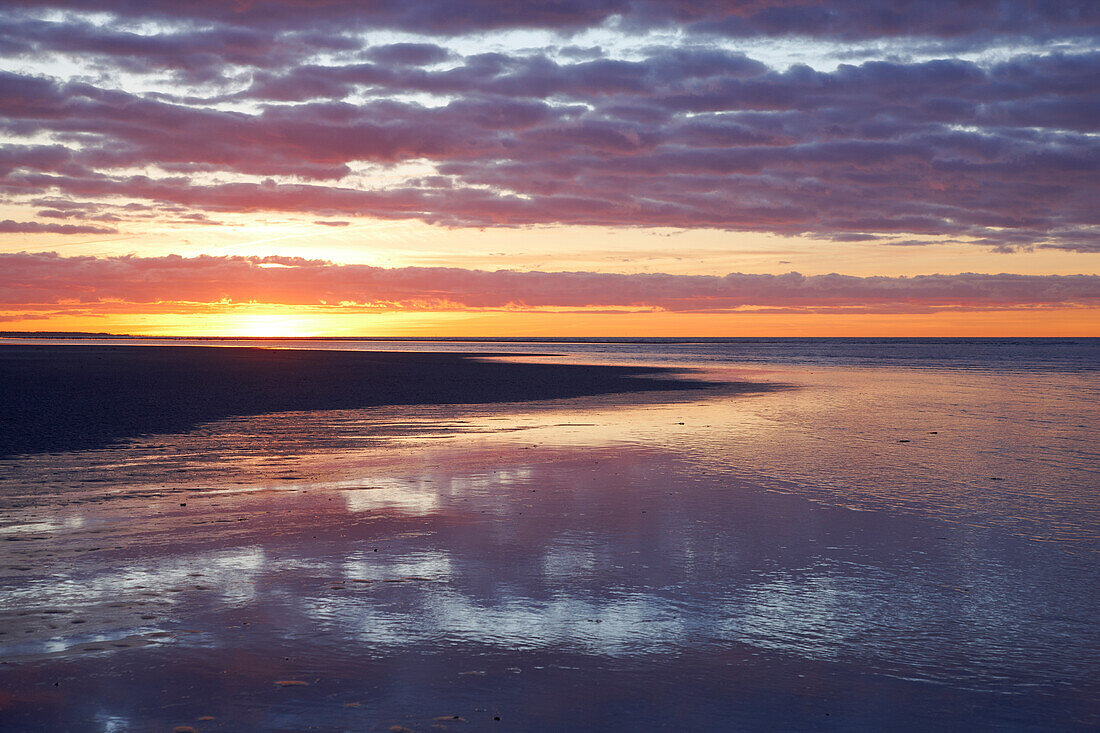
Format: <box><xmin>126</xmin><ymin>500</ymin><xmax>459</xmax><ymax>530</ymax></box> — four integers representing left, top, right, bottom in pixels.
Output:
<box><xmin>3</xmin><ymin>336</ymin><xmax>1098</xmax><ymax>372</ymax></box>
<box><xmin>0</xmin><ymin>343</ymin><xmax>1097</xmax><ymax>731</ymax></box>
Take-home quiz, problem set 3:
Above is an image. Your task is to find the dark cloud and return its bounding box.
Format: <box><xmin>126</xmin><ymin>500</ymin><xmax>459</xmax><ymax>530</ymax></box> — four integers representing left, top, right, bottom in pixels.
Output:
<box><xmin>362</xmin><ymin>43</ymin><xmax>452</xmax><ymax>67</ymax></box>
<box><xmin>0</xmin><ymin>6</ymin><xmax>1096</xmax><ymax>252</ymax></box>
<box><xmin>2</xmin><ymin>253</ymin><xmax>1097</xmax><ymax>313</ymax></box>
<box><xmin>0</xmin><ymin>17</ymin><xmax>359</xmax><ymax>83</ymax></box>
<box><xmin>2</xmin><ymin>1</ymin><xmax>1096</xmax><ymax>39</ymax></box>
<box><xmin>695</xmin><ymin>1</ymin><xmax>1099</xmax><ymax>41</ymax></box>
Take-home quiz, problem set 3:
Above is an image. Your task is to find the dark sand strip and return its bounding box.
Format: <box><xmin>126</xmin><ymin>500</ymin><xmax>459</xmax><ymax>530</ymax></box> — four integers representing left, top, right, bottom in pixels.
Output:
<box><xmin>0</xmin><ymin>345</ymin><xmax>736</xmax><ymax>457</ymax></box>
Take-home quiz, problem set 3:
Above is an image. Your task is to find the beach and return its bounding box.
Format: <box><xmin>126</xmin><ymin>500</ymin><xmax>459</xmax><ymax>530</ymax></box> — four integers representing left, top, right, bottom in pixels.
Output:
<box><xmin>0</xmin><ymin>345</ymin><xmax>739</xmax><ymax>458</ymax></box>
<box><xmin>0</xmin><ymin>340</ymin><xmax>1097</xmax><ymax>731</ymax></box>
<box><xmin>2</xmin><ymin>0</ymin><xmax>1097</xmax><ymax>728</ymax></box>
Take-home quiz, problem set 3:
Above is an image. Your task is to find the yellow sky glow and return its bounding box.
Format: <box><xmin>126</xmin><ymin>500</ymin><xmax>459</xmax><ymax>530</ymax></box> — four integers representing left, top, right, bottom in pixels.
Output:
<box><xmin>2</xmin><ymin>218</ymin><xmax>1097</xmax><ymax>337</ymax></box>
<box><xmin>3</xmin><ymin>304</ymin><xmax>1097</xmax><ymax>338</ymax></box>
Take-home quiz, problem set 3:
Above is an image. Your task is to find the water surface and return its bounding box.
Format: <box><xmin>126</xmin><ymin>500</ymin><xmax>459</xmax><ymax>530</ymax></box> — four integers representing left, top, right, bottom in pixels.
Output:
<box><xmin>0</xmin><ymin>339</ymin><xmax>1096</xmax><ymax>731</ymax></box>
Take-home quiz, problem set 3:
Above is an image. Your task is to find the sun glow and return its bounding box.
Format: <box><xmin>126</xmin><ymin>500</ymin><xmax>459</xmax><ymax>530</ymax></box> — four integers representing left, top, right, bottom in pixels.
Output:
<box><xmin>4</xmin><ymin>304</ymin><xmax>1096</xmax><ymax>338</ymax></box>
<box><xmin>219</xmin><ymin>314</ymin><xmax>318</xmax><ymax>338</ymax></box>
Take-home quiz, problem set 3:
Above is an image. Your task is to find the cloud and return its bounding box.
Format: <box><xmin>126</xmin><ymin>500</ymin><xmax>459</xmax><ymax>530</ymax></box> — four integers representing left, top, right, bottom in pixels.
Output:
<box><xmin>0</xmin><ymin>313</ymin><xmax>50</xmax><ymax>322</ymax></box>
<box><xmin>0</xmin><ymin>219</ymin><xmax>118</xmax><ymax>234</ymax></box>
<box><xmin>0</xmin><ymin>18</ymin><xmax>358</xmax><ymax>83</ymax></box>
<box><xmin>2</xmin><ymin>252</ymin><xmax>1096</xmax><ymax>314</ymax></box>
<box><xmin>0</xmin><ymin>7</ymin><xmax>1097</xmax><ymax>251</ymax></box>
<box><xmin>1</xmin><ymin>2</ymin><xmax>1095</xmax><ymax>39</ymax></box>
<box><xmin>362</xmin><ymin>43</ymin><xmax>452</xmax><ymax>66</ymax></box>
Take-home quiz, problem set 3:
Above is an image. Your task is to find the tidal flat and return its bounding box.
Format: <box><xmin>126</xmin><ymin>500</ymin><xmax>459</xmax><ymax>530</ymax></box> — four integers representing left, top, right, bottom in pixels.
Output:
<box><xmin>0</xmin><ymin>341</ymin><xmax>1096</xmax><ymax>731</ymax></box>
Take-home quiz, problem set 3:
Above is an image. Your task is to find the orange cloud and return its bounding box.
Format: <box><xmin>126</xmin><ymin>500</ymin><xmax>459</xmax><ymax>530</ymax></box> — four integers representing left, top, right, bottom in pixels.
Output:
<box><xmin>3</xmin><ymin>252</ymin><xmax>1098</xmax><ymax>314</ymax></box>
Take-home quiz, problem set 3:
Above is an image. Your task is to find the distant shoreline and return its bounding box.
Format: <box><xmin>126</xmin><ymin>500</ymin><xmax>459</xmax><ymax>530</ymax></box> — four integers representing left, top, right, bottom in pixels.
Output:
<box><xmin>0</xmin><ymin>344</ymin><xmax>746</xmax><ymax>458</ymax></box>
<box><xmin>2</xmin><ymin>332</ymin><xmax>1096</xmax><ymax>343</ymax></box>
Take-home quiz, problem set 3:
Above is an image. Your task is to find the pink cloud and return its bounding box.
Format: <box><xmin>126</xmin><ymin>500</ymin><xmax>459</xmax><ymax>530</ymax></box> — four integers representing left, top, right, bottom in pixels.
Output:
<box><xmin>0</xmin><ymin>49</ymin><xmax>1096</xmax><ymax>250</ymax></box>
<box><xmin>2</xmin><ymin>252</ymin><xmax>1096</xmax><ymax>314</ymax></box>
<box><xmin>0</xmin><ymin>2</ymin><xmax>1094</xmax><ymax>39</ymax></box>
<box><xmin>0</xmin><ymin>5</ymin><xmax>1096</xmax><ymax>251</ymax></box>
<box><xmin>0</xmin><ymin>219</ymin><xmax>117</xmax><ymax>234</ymax></box>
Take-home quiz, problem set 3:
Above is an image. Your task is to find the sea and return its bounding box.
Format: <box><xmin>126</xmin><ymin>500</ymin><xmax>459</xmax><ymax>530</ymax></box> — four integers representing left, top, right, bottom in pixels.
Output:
<box><xmin>0</xmin><ymin>337</ymin><xmax>1096</xmax><ymax>731</ymax></box>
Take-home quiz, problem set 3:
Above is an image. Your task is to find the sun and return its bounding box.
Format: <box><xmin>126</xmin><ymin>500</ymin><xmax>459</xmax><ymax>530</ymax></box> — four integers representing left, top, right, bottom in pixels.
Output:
<box><xmin>216</xmin><ymin>313</ymin><xmax>318</xmax><ymax>338</ymax></box>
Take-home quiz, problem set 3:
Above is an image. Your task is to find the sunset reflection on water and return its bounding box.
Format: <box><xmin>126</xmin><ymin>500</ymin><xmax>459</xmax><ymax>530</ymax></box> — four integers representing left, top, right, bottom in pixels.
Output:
<box><xmin>0</xmin><ymin>362</ymin><xmax>1096</xmax><ymax>730</ymax></box>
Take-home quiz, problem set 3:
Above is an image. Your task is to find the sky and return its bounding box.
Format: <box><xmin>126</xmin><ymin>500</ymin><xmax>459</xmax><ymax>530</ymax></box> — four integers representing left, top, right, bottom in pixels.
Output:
<box><xmin>0</xmin><ymin>0</ymin><xmax>1098</xmax><ymax>336</ymax></box>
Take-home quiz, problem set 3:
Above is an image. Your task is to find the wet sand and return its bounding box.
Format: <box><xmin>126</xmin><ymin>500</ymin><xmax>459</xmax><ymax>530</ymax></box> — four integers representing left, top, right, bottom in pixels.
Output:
<box><xmin>0</xmin><ymin>348</ymin><xmax>1096</xmax><ymax>731</ymax></box>
<box><xmin>1</xmin><ymin>436</ymin><xmax>1095</xmax><ymax>731</ymax></box>
<box><xmin>0</xmin><ymin>345</ymin><xmax>737</xmax><ymax>458</ymax></box>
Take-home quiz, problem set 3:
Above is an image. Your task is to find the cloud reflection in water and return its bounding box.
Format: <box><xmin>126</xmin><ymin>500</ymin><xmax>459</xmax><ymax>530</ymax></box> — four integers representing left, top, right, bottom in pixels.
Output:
<box><xmin>0</xmin><ymin>364</ymin><xmax>1096</xmax><ymax>730</ymax></box>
